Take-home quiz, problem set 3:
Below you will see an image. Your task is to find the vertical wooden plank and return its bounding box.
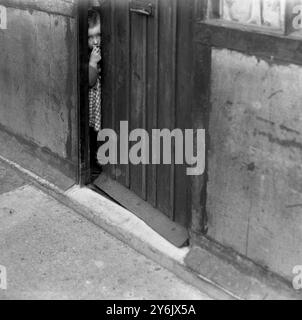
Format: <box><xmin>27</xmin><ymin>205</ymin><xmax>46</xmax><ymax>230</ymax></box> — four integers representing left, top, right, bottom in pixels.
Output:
<box><xmin>174</xmin><ymin>0</ymin><xmax>194</xmax><ymax>227</ymax></box>
<box><xmin>170</xmin><ymin>0</ymin><xmax>177</xmax><ymax>221</ymax></box>
<box><xmin>146</xmin><ymin>0</ymin><xmax>159</xmax><ymax>207</ymax></box>
<box><xmin>100</xmin><ymin>0</ymin><xmax>114</xmax><ymax>178</ymax></box>
<box><xmin>156</xmin><ymin>0</ymin><xmax>175</xmax><ymax>219</ymax></box>
<box><xmin>129</xmin><ymin>11</ymin><xmax>147</xmax><ymax>199</ymax></box>
<box><xmin>125</xmin><ymin>1</ymin><xmax>131</xmax><ymax>189</ymax></box>
<box><xmin>142</xmin><ymin>16</ymin><xmax>148</xmax><ymax>201</ymax></box>
<box><xmin>114</xmin><ymin>0</ymin><xmax>130</xmax><ymax>187</ymax></box>
<box><xmin>190</xmin><ymin>0</ymin><xmax>211</xmax><ymax>234</ymax></box>
<box><xmin>111</xmin><ymin>0</ymin><xmax>117</xmax><ymax>180</ymax></box>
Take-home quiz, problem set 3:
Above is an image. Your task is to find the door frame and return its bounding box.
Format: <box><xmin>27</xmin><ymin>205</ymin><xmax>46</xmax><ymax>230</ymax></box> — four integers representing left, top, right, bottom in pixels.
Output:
<box><xmin>76</xmin><ymin>0</ymin><xmax>210</xmax><ymax>239</ymax></box>
<box><xmin>77</xmin><ymin>0</ymin><xmax>91</xmax><ymax>186</ymax></box>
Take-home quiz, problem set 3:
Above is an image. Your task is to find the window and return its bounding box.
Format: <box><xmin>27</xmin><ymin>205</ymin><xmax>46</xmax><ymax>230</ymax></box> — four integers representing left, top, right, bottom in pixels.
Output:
<box><xmin>207</xmin><ymin>0</ymin><xmax>302</xmax><ymax>36</ymax></box>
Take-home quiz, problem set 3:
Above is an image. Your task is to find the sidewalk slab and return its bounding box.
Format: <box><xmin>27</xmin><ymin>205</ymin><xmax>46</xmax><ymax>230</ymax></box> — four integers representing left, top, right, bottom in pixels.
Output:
<box><xmin>0</xmin><ymin>154</ymin><xmax>234</xmax><ymax>300</ymax></box>
<box><xmin>0</xmin><ymin>184</ymin><xmax>212</xmax><ymax>300</ymax></box>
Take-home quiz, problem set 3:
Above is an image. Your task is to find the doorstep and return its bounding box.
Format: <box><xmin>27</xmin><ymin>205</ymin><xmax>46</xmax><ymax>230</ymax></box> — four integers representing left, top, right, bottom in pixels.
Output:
<box><xmin>65</xmin><ymin>185</ymin><xmax>237</xmax><ymax>300</ymax></box>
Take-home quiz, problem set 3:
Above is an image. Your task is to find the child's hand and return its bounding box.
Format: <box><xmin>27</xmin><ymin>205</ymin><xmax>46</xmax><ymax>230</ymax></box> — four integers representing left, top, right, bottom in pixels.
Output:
<box><xmin>89</xmin><ymin>46</ymin><xmax>101</xmax><ymax>68</ymax></box>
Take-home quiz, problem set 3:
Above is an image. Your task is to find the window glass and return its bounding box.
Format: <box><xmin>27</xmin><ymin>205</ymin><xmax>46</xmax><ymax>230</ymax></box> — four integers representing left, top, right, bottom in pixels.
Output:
<box><xmin>262</xmin><ymin>0</ymin><xmax>284</xmax><ymax>28</ymax></box>
<box><xmin>208</xmin><ymin>0</ymin><xmax>302</xmax><ymax>36</ymax></box>
<box><xmin>286</xmin><ymin>0</ymin><xmax>302</xmax><ymax>35</ymax></box>
<box><xmin>220</xmin><ymin>0</ymin><xmax>285</xmax><ymax>30</ymax></box>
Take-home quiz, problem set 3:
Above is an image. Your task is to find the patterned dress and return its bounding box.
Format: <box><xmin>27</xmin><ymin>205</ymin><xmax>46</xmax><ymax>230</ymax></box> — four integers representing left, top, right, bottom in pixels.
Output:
<box><xmin>89</xmin><ymin>70</ymin><xmax>102</xmax><ymax>132</ymax></box>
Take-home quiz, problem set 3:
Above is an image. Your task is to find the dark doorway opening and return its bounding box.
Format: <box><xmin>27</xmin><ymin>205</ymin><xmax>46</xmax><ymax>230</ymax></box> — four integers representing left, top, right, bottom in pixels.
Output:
<box><xmin>78</xmin><ymin>1</ymin><xmax>103</xmax><ymax>185</ymax></box>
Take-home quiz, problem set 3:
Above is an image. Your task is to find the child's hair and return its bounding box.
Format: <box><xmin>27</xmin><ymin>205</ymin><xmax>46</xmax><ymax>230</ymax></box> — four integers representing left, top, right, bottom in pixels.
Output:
<box><xmin>88</xmin><ymin>9</ymin><xmax>100</xmax><ymax>28</ymax></box>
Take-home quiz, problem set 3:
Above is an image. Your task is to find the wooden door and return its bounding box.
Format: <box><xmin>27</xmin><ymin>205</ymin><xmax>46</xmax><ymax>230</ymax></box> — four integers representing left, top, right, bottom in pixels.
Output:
<box><xmin>96</xmin><ymin>0</ymin><xmax>195</xmax><ymax>241</ymax></box>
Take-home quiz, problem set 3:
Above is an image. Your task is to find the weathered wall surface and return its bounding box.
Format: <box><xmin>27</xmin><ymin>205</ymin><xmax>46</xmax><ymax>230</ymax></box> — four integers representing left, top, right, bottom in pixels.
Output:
<box><xmin>0</xmin><ymin>0</ymin><xmax>78</xmax><ymax>178</ymax></box>
<box><xmin>207</xmin><ymin>48</ymin><xmax>302</xmax><ymax>281</ymax></box>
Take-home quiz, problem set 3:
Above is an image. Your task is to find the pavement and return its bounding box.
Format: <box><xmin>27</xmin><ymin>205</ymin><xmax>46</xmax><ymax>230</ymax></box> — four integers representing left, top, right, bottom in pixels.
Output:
<box><xmin>0</xmin><ymin>160</ymin><xmax>213</xmax><ymax>300</ymax></box>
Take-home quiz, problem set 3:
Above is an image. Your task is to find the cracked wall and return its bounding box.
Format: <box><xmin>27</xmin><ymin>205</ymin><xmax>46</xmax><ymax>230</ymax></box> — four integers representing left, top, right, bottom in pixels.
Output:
<box><xmin>0</xmin><ymin>1</ymin><xmax>77</xmax><ymax>178</ymax></box>
<box><xmin>207</xmin><ymin>48</ymin><xmax>302</xmax><ymax>281</ymax></box>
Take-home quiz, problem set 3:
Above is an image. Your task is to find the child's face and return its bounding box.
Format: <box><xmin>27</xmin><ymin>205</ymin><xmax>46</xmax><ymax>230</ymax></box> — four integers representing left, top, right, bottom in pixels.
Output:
<box><xmin>88</xmin><ymin>23</ymin><xmax>101</xmax><ymax>50</ymax></box>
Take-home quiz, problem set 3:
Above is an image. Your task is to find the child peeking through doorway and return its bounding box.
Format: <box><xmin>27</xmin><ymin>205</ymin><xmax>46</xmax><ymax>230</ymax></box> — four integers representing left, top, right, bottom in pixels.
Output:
<box><xmin>88</xmin><ymin>9</ymin><xmax>102</xmax><ymax>173</ymax></box>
